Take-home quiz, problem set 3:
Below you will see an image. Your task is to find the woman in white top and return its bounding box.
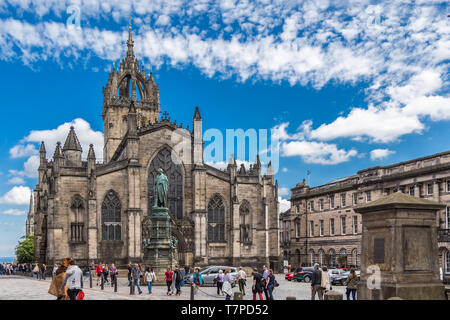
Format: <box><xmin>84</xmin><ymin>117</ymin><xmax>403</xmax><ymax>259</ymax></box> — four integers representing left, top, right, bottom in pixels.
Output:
<box><xmin>145</xmin><ymin>267</ymin><xmax>156</xmax><ymax>294</ymax></box>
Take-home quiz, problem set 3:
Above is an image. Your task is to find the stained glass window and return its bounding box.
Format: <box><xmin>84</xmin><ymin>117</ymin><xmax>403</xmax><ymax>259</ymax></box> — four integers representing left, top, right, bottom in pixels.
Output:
<box><xmin>208</xmin><ymin>195</ymin><xmax>225</xmax><ymax>242</ymax></box>
<box><xmin>101</xmin><ymin>190</ymin><xmax>121</xmax><ymax>241</ymax></box>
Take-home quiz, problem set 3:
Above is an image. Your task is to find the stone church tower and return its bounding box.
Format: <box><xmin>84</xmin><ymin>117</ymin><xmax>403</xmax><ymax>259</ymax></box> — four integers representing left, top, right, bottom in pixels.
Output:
<box><xmin>29</xmin><ymin>27</ymin><xmax>281</xmax><ymax>270</ymax></box>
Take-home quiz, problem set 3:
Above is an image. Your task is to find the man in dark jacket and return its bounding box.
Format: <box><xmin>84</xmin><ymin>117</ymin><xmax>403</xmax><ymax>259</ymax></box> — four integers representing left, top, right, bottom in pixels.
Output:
<box><xmin>310</xmin><ymin>263</ymin><xmax>323</xmax><ymax>300</ymax></box>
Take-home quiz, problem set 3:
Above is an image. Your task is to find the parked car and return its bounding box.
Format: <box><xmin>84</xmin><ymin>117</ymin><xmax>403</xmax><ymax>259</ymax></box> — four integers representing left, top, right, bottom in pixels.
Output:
<box><xmin>185</xmin><ymin>266</ymin><xmax>238</xmax><ymax>287</ymax></box>
<box><xmin>285</xmin><ymin>272</ymin><xmax>294</xmax><ymax>281</ymax></box>
<box><xmin>292</xmin><ymin>267</ymin><xmax>316</xmax><ymax>283</ymax></box>
<box><xmin>328</xmin><ymin>269</ymin><xmax>347</xmax><ymax>285</ymax></box>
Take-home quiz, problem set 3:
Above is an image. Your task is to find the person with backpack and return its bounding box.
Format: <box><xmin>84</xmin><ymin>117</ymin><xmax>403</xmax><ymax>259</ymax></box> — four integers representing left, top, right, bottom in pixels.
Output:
<box><xmin>192</xmin><ymin>267</ymin><xmax>203</xmax><ymax>295</ymax></box>
<box><xmin>215</xmin><ymin>269</ymin><xmax>224</xmax><ymax>295</ymax></box>
<box><xmin>173</xmin><ymin>265</ymin><xmax>182</xmax><ymax>296</ymax></box>
<box><xmin>33</xmin><ymin>263</ymin><xmax>40</xmax><ymax>280</ymax></box>
<box><xmin>165</xmin><ymin>266</ymin><xmax>173</xmax><ymax>296</ymax></box>
<box><xmin>131</xmin><ymin>263</ymin><xmax>143</xmax><ymax>295</ymax></box>
<box><xmin>252</xmin><ymin>268</ymin><xmax>264</xmax><ymax>300</ymax></box>
<box><xmin>95</xmin><ymin>263</ymin><xmax>103</xmax><ymax>286</ymax></box>
<box><xmin>145</xmin><ymin>267</ymin><xmax>156</xmax><ymax>294</ymax></box>
<box><xmin>236</xmin><ymin>267</ymin><xmax>247</xmax><ymax>296</ymax></box>
<box><xmin>345</xmin><ymin>268</ymin><xmax>358</xmax><ymax>300</ymax></box>
<box><xmin>60</xmin><ymin>258</ymin><xmax>83</xmax><ymax>300</ymax></box>
<box><xmin>265</xmin><ymin>269</ymin><xmax>276</xmax><ymax>300</ymax></box>
<box><xmin>41</xmin><ymin>264</ymin><xmax>47</xmax><ymax>280</ymax></box>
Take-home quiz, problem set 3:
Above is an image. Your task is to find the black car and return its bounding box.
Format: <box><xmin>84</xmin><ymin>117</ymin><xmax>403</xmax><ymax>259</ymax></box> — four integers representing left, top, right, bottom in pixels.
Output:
<box><xmin>292</xmin><ymin>267</ymin><xmax>316</xmax><ymax>283</ymax></box>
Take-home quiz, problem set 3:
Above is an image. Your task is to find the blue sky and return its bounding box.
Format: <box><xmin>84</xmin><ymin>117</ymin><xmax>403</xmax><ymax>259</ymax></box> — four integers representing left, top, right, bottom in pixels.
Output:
<box><xmin>0</xmin><ymin>0</ymin><xmax>449</xmax><ymax>256</ymax></box>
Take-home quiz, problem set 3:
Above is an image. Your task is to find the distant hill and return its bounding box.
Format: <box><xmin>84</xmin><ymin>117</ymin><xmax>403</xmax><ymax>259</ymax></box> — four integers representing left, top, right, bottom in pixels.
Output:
<box><xmin>0</xmin><ymin>257</ymin><xmax>15</xmax><ymax>263</ymax></box>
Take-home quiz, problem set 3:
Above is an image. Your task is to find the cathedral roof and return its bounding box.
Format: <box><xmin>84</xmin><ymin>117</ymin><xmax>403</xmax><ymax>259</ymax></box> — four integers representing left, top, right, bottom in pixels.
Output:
<box><xmin>63</xmin><ymin>126</ymin><xmax>82</xmax><ymax>152</ymax></box>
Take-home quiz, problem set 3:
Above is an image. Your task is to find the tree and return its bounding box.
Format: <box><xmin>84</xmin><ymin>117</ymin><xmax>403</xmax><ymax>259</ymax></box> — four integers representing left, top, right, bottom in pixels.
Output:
<box><xmin>15</xmin><ymin>234</ymin><xmax>34</xmax><ymax>263</ymax></box>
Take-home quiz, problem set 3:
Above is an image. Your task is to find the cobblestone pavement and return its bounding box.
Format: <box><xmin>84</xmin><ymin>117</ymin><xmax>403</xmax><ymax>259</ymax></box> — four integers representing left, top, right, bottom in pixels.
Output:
<box><xmin>0</xmin><ymin>274</ymin><xmax>346</xmax><ymax>300</ymax></box>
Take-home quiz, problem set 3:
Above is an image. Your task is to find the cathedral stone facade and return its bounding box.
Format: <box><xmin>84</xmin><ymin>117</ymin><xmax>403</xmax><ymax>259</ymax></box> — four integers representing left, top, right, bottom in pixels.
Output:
<box><xmin>27</xmin><ymin>29</ymin><xmax>280</xmax><ymax>270</ymax></box>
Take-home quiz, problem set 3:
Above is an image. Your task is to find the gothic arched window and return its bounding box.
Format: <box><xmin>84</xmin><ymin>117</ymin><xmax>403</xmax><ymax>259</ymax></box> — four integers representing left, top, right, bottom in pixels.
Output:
<box><xmin>70</xmin><ymin>195</ymin><xmax>84</xmax><ymax>242</ymax></box>
<box><xmin>239</xmin><ymin>200</ymin><xmax>251</xmax><ymax>244</ymax></box>
<box><xmin>101</xmin><ymin>190</ymin><xmax>121</xmax><ymax>241</ymax></box>
<box><xmin>208</xmin><ymin>195</ymin><xmax>225</xmax><ymax>242</ymax></box>
<box><xmin>329</xmin><ymin>249</ymin><xmax>336</xmax><ymax>267</ymax></box>
<box><xmin>318</xmin><ymin>250</ymin><xmax>325</xmax><ymax>265</ymax></box>
<box><xmin>148</xmin><ymin>147</ymin><xmax>183</xmax><ymax>219</ymax></box>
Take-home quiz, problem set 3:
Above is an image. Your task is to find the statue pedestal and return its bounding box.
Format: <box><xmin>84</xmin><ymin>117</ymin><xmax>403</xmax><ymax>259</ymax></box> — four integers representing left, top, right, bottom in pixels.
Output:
<box><xmin>355</xmin><ymin>192</ymin><xmax>446</xmax><ymax>300</ymax></box>
<box><xmin>143</xmin><ymin>206</ymin><xmax>176</xmax><ymax>284</ymax></box>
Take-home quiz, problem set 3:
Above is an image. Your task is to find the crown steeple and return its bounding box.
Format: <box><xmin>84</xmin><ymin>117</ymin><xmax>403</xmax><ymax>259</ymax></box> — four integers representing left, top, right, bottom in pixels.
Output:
<box><xmin>126</xmin><ymin>17</ymin><xmax>134</xmax><ymax>60</ymax></box>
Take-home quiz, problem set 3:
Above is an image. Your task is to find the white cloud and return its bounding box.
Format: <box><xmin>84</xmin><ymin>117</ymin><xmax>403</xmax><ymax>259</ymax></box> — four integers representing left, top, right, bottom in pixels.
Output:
<box><xmin>282</xmin><ymin>168</ymin><xmax>288</xmax><ymax>173</ymax></box>
<box><xmin>278</xmin><ymin>187</ymin><xmax>290</xmax><ymax>197</ymax></box>
<box><xmin>23</xmin><ymin>118</ymin><xmax>104</xmax><ymax>161</ymax></box>
<box><xmin>0</xmin><ymin>1</ymin><xmax>448</xmax><ymax>148</ymax></box>
<box><xmin>9</xmin><ymin>144</ymin><xmax>38</xmax><ymax>158</ymax></box>
<box><xmin>370</xmin><ymin>148</ymin><xmax>396</xmax><ymax>161</ymax></box>
<box><xmin>0</xmin><ymin>186</ymin><xmax>31</xmax><ymax>205</ymax></box>
<box><xmin>278</xmin><ymin>197</ymin><xmax>290</xmax><ymax>213</ymax></box>
<box><xmin>7</xmin><ymin>177</ymin><xmax>25</xmax><ymax>185</ymax></box>
<box><xmin>1</xmin><ymin>209</ymin><xmax>26</xmax><ymax>216</ymax></box>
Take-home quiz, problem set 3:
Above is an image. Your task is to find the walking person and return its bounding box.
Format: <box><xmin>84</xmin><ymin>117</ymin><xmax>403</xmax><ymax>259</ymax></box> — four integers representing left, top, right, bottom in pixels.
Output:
<box><xmin>60</xmin><ymin>258</ymin><xmax>83</xmax><ymax>300</ymax></box>
<box><xmin>174</xmin><ymin>265</ymin><xmax>183</xmax><ymax>296</ymax></box>
<box><xmin>236</xmin><ymin>267</ymin><xmax>247</xmax><ymax>296</ymax></box>
<box><xmin>165</xmin><ymin>266</ymin><xmax>173</xmax><ymax>296</ymax></box>
<box><xmin>252</xmin><ymin>268</ymin><xmax>264</xmax><ymax>300</ymax></box>
<box><xmin>265</xmin><ymin>269</ymin><xmax>276</xmax><ymax>300</ymax></box>
<box><xmin>145</xmin><ymin>267</ymin><xmax>156</xmax><ymax>294</ymax></box>
<box><xmin>95</xmin><ymin>263</ymin><xmax>103</xmax><ymax>286</ymax></box>
<box><xmin>109</xmin><ymin>264</ymin><xmax>117</xmax><ymax>287</ymax></box>
<box><xmin>222</xmin><ymin>268</ymin><xmax>234</xmax><ymax>300</ymax></box>
<box><xmin>345</xmin><ymin>268</ymin><xmax>358</xmax><ymax>300</ymax></box>
<box><xmin>321</xmin><ymin>266</ymin><xmax>331</xmax><ymax>299</ymax></box>
<box><xmin>103</xmin><ymin>264</ymin><xmax>109</xmax><ymax>284</ymax></box>
<box><xmin>33</xmin><ymin>263</ymin><xmax>39</xmax><ymax>280</ymax></box>
<box><xmin>262</xmin><ymin>265</ymin><xmax>269</xmax><ymax>300</ymax></box>
<box><xmin>310</xmin><ymin>263</ymin><xmax>323</xmax><ymax>300</ymax></box>
<box><xmin>131</xmin><ymin>263</ymin><xmax>143</xmax><ymax>295</ymax></box>
<box><xmin>215</xmin><ymin>269</ymin><xmax>224</xmax><ymax>295</ymax></box>
<box><xmin>48</xmin><ymin>258</ymin><xmax>70</xmax><ymax>300</ymax></box>
<box><xmin>192</xmin><ymin>267</ymin><xmax>203</xmax><ymax>295</ymax></box>
<box><xmin>41</xmin><ymin>264</ymin><xmax>47</xmax><ymax>280</ymax></box>
<box><xmin>127</xmin><ymin>263</ymin><xmax>132</xmax><ymax>286</ymax></box>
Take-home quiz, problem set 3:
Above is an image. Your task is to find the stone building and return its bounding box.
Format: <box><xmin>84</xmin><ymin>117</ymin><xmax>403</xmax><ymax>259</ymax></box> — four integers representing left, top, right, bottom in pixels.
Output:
<box><xmin>27</xmin><ymin>28</ymin><xmax>280</xmax><ymax>270</ymax></box>
<box><xmin>288</xmin><ymin>151</ymin><xmax>450</xmax><ymax>280</ymax></box>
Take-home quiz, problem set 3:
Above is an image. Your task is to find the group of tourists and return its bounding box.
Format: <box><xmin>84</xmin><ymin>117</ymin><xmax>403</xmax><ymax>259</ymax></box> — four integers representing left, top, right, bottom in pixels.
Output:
<box><xmin>0</xmin><ymin>262</ymin><xmax>51</xmax><ymax>280</ymax></box>
<box><xmin>250</xmin><ymin>265</ymin><xmax>277</xmax><ymax>300</ymax></box>
<box><xmin>93</xmin><ymin>263</ymin><xmax>118</xmax><ymax>287</ymax></box>
<box><xmin>309</xmin><ymin>263</ymin><xmax>358</xmax><ymax>300</ymax></box>
<box><xmin>164</xmin><ymin>265</ymin><xmax>185</xmax><ymax>296</ymax></box>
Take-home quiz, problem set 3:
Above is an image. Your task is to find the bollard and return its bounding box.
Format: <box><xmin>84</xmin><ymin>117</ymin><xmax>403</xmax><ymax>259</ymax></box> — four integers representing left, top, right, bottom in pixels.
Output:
<box><xmin>190</xmin><ymin>283</ymin><xmax>194</xmax><ymax>300</ymax></box>
<box><xmin>286</xmin><ymin>296</ymin><xmax>297</xmax><ymax>300</ymax></box>
<box><xmin>130</xmin><ymin>279</ymin><xmax>134</xmax><ymax>295</ymax></box>
<box><xmin>114</xmin><ymin>276</ymin><xmax>118</xmax><ymax>293</ymax></box>
<box><xmin>233</xmin><ymin>292</ymin><xmax>243</xmax><ymax>300</ymax></box>
<box><xmin>89</xmin><ymin>271</ymin><xmax>92</xmax><ymax>288</ymax></box>
<box><xmin>101</xmin><ymin>274</ymin><xmax>104</xmax><ymax>290</ymax></box>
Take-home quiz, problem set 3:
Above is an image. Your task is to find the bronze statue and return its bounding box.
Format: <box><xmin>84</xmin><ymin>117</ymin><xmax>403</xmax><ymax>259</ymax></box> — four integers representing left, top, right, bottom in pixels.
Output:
<box><xmin>153</xmin><ymin>168</ymin><xmax>168</xmax><ymax>208</ymax></box>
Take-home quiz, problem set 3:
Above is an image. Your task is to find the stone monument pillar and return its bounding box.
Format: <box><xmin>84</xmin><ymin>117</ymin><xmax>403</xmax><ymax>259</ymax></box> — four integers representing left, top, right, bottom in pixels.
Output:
<box><xmin>142</xmin><ymin>168</ymin><xmax>177</xmax><ymax>282</ymax></box>
<box><xmin>355</xmin><ymin>192</ymin><xmax>446</xmax><ymax>300</ymax></box>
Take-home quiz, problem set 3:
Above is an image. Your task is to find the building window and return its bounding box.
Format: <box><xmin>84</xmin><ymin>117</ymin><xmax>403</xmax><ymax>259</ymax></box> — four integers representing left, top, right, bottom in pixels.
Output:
<box><xmin>445</xmin><ymin>251</ymin><xmax>450</xmax><ymax>274</ymax></box>
<box><xmin>310</xmin><ymin>221</ymin><xmax>314</xmax><ymax>237</ymax></box>
<box><xmin>409</xmin><ymin>186</ymin><xmax>414</xmax><ymax>196</ymax></box>
<box><xmin>339</xmin><ymin>248</ymin><xmax>347</xmax><ymax>267</ymax></box>
<box><xmin>310</xmin><ymin>250</ymin><xmax>315</xmax><ymax>266</ymax></box>
<box><xmin>446</xmin><ymin>207</ymin><xmax>450</xmax><ymax>229</ymax></box>
<box><xmin>101</xmin><ymin>190</ymin><xmax>121</xmax><ymax>241</ymax></box>
<box><xmin>319</xmin><ymin>199</ymin><xmax>324</xmax><ymax>211</ymax></box>
<box><xmin>352</xmin><ymin>193</ymin><xmax>358</xmax><ymax>206</ymax></box>
<box><xmin>366</xmin><ymin>191</ymin><xmax>371</xmax><ymax>202</ymax></box>
<box><xmin>341</xmin><ymin>194</ymin><xmax>346</xmax><ymax>207</ymax></box>
<box><xmin>427</xmin><ymin>183</ymin><xmax>433</xmax><ymax>195</ymax></box>
<box><xmin>329</xmin><ymin>196</ymin><xmax>334</xmax><ymax>209</ymax></box>
<box><xmin>353</xmin><ymin>216</ymin><xmax>358</xmax><ymax>234</ymax></box>
<box><xmin>295</xmin><ymin>220</ymin><xmax>301</xmax><ymax>238</ymax></box>
<box><xmin>148</xmin><ymin>147</ymin><xmax>183</xmax><ymax>219</ymax></box>
<box><xmin>352</xmin><ymin>249</ymin><xmax>358</xmax><ymax>268</ymax></box>
<box><xmin>70</xmin><ymin>195</ymin><xmax>84</xmax><ymax>242</ymax></box>
<box><xmin>308</xmin><ymin>201</ymin><xmax>314</xmax><ymax>212</ymax></box>
<box><xmin>329</xmin><ymin>249</ymin><xmax>336</xmax><ymax>267</ymax></box>
<box><xmin>296</xmin><ymin>205</ymin><xmax>300</xmax><ymax>213</ymax></box>
<box><xmin>239</xmin><ymin>200</ymin><xmax>251</xmax><ymax>244</ymax></box>
<box><xmin>319</xmin><ymin>220</ymin><xmax>324</xmax><ymax>236</ymax></box>
<box><xmin>447</xmin><ymin>181</ymin><xmax>450</xmax><ymax>192</ymax></box>
<box><xmin>330</xmin><ymin>218</ymin><xmax>335</xmax><ymax>236</ymax></box>
<box><xmin>319</xmin><ymin>250</ymin><xmax>325</xmax><ymax>265</ymax></box>
<box><xmin>341</xmin><ymin>216</ymin><xmax>346</xmax><ymax>235</ymax></box>
<box><xmin>208</xmin><ymin>195</ymin><xmax>225</xmax><ymax>242</ymax></box>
